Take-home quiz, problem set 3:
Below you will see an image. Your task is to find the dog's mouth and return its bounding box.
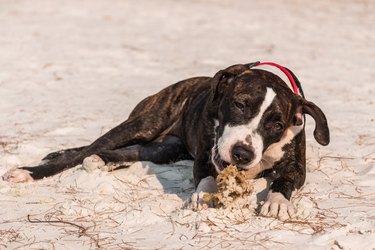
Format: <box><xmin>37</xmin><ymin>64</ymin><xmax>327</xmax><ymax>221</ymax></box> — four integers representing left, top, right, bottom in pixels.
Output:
<box><xmin>213</xmin><ymin>154</ymin><xmax>230</xmax><ymax>171</ymax></box>
<box><xmin>211</xmin><ymin>146</ymin><xmax>230</xmax><ymax>172</ymax></box>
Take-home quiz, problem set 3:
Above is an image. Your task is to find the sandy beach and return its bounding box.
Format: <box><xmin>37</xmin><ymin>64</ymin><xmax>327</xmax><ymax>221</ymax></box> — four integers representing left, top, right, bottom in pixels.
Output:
<box><xmin>0</xmin><ymin>0</ymin><xmax>374</xmax><ymax>249</ymax></box>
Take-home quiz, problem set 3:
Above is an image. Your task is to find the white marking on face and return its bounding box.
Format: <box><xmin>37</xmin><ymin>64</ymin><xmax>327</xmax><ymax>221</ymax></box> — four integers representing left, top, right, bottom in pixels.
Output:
<box><xmin>211</xmin><ymin>147</ymin><xmax>223</xmax><ymax>173</ymax></box>
<box><xmin>243</xmin><ymin>116</ymin><xmax>304</xmax><ymax>176</ymax></box>
<box><xmin>215</xmin><ymin>88</ymin><xmax>276</xmax><ymax>170</ymax></box>
<box><xmin>262</xmin><ymin>122</ymin><xmax>304</xmax><ymax>166</ymax></box>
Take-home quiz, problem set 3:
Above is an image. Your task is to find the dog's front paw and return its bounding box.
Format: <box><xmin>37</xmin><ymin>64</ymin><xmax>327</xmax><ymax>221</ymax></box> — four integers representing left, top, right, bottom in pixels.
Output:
<box><xmin>2</xmin><ymin>168</ymin><xmax>34</xmax><ymax>183</ymax></box>
<box><xmin>190</xmin><ymin>176</ymin><xmax>218</xmax><ymax>211</ymax></box>
<box><xmin>191</xmin><ymin>191</ymin><xmax>214</xmax><ymax>210</ymax></box>
<box><xmin>260</xmin><ymin>191</ymin><xmax>295</xmax><ymax>221</ymax></box>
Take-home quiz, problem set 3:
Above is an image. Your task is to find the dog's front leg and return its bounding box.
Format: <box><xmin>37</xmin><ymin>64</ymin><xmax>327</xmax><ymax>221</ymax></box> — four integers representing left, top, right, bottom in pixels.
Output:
<box><xmin>190</xmin><ymin>176</ymin><xmax>218</xmax><ymax>210</ymax></box>
<box><xmin>259</xmin><ymin>132</ymin><xmax>306</xmax><ymax>220</ymax></box>
<box><xmin>260</xmin><ymin>180</ymin><xmax>296</xmax><ymax>221</ymax></box>
<box><xmin>190</xmin><ymin>156</ymin><xmax>218</xmax><ymax>210</ymax></box>
<box><xmin>260</xmin><ymin>159</ymin><xmax>305</xmax><ymax>220</ymax></box>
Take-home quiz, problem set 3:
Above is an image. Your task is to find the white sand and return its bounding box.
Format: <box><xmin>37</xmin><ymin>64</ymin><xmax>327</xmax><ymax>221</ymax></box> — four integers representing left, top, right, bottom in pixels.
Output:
<box><xmin>1</xmin><ymin>0</ymin><xmax>374</xmax><ymax>249</ymax></box>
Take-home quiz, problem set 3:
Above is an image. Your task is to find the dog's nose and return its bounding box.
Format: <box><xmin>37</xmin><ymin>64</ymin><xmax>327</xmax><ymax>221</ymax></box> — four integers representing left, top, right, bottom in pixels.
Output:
<box><xmin>231</xmin><ymin>144</ymin><xmax>254</xmax><ymax>165</ymax></box>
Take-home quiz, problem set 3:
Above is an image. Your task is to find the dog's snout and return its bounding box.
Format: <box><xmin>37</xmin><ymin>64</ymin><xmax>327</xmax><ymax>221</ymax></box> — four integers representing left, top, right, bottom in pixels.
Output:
<box><xmin>231</xmin><ymin>144</ymin><xmax>254</xmax><ymax>165</ymax></box>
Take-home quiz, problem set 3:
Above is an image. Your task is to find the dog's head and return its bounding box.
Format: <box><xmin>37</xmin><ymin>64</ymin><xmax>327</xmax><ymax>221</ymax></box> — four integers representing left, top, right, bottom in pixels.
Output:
<box><xmin>210</xmin><ymin>63</ymin><xmax>330</xmax><ymax>173</ymax></box>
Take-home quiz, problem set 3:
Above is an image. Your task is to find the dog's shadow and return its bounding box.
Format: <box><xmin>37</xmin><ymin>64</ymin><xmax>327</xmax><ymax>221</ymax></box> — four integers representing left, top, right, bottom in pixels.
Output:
<box><xmin>111</xmin><ymin>161</ymin><xmax>273</xmax><ymax>205</ymax></box>
<box><xmin>111</xmin><ymin>160</ymin><xmax>195</xmax><ymax>201</ymax></box>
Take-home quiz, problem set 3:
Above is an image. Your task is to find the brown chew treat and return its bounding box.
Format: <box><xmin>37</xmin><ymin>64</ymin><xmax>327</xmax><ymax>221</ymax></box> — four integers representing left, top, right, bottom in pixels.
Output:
<box><xmin>203</xmin><ymin>165</ymin><xmax>254</xmax><ymax>209</ymax></box>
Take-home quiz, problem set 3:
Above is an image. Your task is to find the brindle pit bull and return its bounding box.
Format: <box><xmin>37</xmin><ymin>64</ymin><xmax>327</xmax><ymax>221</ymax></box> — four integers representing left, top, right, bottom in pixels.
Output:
<box><xmin>3</xmin><ymin>62</ymin><xmax>330</xmax><ymax>220</ymax></box>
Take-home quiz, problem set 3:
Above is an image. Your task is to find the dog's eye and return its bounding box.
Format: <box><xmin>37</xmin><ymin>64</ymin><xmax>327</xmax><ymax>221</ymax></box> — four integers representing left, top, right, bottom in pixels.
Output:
<box><xmin>274</xmin><ymin>122</ymin><xmax>284</xmax><ymax>131</ymax></box>
<box><xmin>233</xmin><ymin>101</ymin><xmax>245</xmax><ymax>112</ymax></box>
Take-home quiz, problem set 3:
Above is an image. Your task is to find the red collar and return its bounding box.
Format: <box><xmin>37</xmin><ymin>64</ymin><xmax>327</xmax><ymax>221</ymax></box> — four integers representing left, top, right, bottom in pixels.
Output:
<box><xmin>253</xmin><ymin>61</ymin><xmax>299</xmax><ymax>95</ymax></box>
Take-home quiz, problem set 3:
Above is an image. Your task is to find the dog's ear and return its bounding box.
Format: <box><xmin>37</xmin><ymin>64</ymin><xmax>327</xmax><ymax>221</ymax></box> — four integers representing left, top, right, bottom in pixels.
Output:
<box><xmin>210</xmin><ymin>70</ymin><xmax>231</xmax><ymax>102</ymax></box>
<box><xmin>211</xmin><ymin>64</ymin><xmax>253</xmax><ymax>102</ymax></box>
<box><xmin>298</xmin><ymin>98</ymin><xmax>330</xmax><ymax>146</ymax></box>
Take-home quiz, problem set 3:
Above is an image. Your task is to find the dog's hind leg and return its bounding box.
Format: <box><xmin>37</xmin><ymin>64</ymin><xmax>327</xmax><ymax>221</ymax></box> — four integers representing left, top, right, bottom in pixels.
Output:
<box><xmin>83</xmin><ymin>135</ymin><xmax>192</xmax><ymax>172</ymax></box>
<box><xmin>42</xmin><ymin>146</ymin><xmax>88</xmax><ymax>161</ymax></box>
<box><xmin>6</xmin><ymin>117</ymin><xmax>170</xmax><ymax>181</ymax></box>
<box><xmin>3</xmin><ymin>82</ymin><xmax>193</xmax><ymax>182</ymax></box>
<box><xmin>3</xmin><ymin>114</ymin><xmax>180</xmax><ymax>182</ymax></box>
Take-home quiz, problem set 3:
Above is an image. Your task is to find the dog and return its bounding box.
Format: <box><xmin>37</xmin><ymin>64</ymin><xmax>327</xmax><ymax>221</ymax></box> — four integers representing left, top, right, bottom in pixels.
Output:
<box><xmin>3</xmin><ymin>62</ymin><xmax>329</xmax><ymax>220</ymax></box>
